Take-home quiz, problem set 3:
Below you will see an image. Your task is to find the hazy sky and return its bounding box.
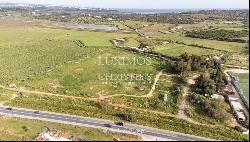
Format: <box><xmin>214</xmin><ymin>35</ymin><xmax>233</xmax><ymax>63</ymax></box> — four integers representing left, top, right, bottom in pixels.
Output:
<box><xmin>0</xmin><ymin>0</ymin><xmax>249</xmax><ymax>9</ymax></box>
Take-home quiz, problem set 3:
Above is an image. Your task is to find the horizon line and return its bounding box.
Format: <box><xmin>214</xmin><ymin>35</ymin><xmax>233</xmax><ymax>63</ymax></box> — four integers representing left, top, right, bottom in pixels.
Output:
<box><xmin>0</xmin><ymin>2</ymin><xmax>249</xmax><ymax>10</ymax></box>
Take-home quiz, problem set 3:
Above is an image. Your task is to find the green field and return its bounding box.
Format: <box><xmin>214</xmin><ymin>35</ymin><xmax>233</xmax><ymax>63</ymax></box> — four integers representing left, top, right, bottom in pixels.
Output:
<box><xmin>0</xmin><ymin>26</ymin><xmax>159</xmax><ymax>97</ymax></box>
<box><xmin>0</xmin><ymin>116</ymin><xmax>140</xmax><ymax>141</ymax></box>
<box><xmin>236</xmin><ymin>73</ymin><xmax>249</xmax><ymax>105</ymax></box>
<box><xmin>152</xmin><ymin>43</ymin><xmax>221</xmax><ymax>57</ymax></box>
<box><xmin>25</xmin><ymin>45</ymin><xmax>160</xmax><ymax>97</ymax></box>
<box><xmin>155</xmin><ymin>33</ymin><xmax>246</xmax><ymax>53</ymax></box>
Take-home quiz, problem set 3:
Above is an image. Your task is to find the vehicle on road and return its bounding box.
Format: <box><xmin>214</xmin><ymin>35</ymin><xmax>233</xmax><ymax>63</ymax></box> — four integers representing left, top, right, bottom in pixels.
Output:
<box><xmin>104</xmin><ymin>124</ymin><xmax>112</xmax><ymax>128</ymax></box>
<box><xmin>114</xmin><ymin>122</ymin><xmax>124</xmax><ymax>126</ymax></box>
<box><xmin>5</xmin><ymin>107</ymin><xmax>12</xmax><ymax>110</ymax></box>
<box><xmin>34</xmin><ymin>111</ymin><xmax>39</xmax><ymax>114</ymax></box>
<box><xmin>136</xmin><ymin>129</ymin><xmax>145</xmax><ymax>134</ymax></box>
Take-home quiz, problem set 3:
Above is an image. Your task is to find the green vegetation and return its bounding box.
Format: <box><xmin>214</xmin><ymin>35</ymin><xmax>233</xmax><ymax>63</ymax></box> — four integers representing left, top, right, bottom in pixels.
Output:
<box><xmin>110</xmin><ymin>73</ymin><xmax>184</xmax><ymax>114</ymax></box>
<box><xmin>152</xmin><ymin>43</ymin><xmax>220</xmax><ymax>57</ymax></box>
<box><xmin>187</xmin><ymin>93</ymin><xmax>230</xmax><ymax>123</ymax></box>
<box><xmin>195</xmin><ymin>67</ymin><xmax>228</xmax><ymax>96</ymax></box>
<box><xmin>156</xmin><ymin>33</ymin><xmax>246</xmax><ymax>53</ymax></box>
<box><xmin>0</xmin><ymin>27</ymin><xmax>155</xmax><ymax>97</ymax></box>
<box><xmin>0</xmin><ymin>116</ymin><xmax>140</xmax><ymax>141</ymax></box>
<box><xmin>26</xmin><ymin>45</ymin><xmax>159</xmax><ymax>97</ymax></box>
<box><xmin>186</xmin><ymin>29</ymin><xmax>248</xmax><ymax>42</ymax></box>
<box><xmin>0</xmin><ymin>88</ymin><xmax>16</xmax><ymax>103</ymax></box>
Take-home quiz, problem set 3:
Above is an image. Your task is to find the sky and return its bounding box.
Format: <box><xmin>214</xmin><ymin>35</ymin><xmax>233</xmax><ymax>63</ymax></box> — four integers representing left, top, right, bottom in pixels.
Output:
<box><xmin>0</xmin><ymin>0</ymin><xmax>249</xmax><ymax>9</ymax></box>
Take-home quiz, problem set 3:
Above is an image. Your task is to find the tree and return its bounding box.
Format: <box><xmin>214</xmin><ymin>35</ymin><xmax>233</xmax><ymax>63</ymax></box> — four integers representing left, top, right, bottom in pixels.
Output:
<box><xmin>196</xmin><ymin>73</ymin><xmax>216</xmax><ymax>96</ymax></box>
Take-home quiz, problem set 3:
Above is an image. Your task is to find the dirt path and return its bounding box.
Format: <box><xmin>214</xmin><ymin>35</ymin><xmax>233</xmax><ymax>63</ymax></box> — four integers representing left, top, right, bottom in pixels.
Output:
<box><xmin>142</xmin><ymin>70</ymin><xmax>163</xmax><ymax>98</ymax></box>
<box><xmin>176</xmin><ymin>75</ymin><xmax>201</xmax><ymax>125</ymax></box>
<box><xmin>0</xmin><ymin>70</ymin><xmax>163</xmax><ymax>101</ymax></box>
<box><xmin>0</xmin><ymin>85</ymin><xmax>96</xmax><ymax>101</ymax></box>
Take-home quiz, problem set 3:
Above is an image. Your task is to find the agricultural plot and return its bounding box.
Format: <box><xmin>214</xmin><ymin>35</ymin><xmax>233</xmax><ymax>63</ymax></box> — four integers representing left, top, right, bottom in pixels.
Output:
<box><xmin>123</xmin><ymin>20</ymin><xmax>152</xmax><ymax>30</ymax></box>
<box><xmin>152</xmin><ymin>43</ymin><xmax>221</xmax><ymax>57</ymax></box>
<box><xmin>139</xmin><ymin>23</ymin><xmax>173</xmax><ymax>37</ymax></box>
<box><xmin>180</xmin><ymin>21</ymin><xmax>246</xmax><ymax>31</ymax></box>
<box><xmin>155</xmin><ymin>33</ymin><xmax>247</xmax><ymax>53</ymax></box>
<box><xmin>26</xmin><ymin>45</ymin><xmax>160</xmax><ymax>97</ymax></box>
<box><xmin>0</xmin><ymin>26</ymin><xmax>139</xmax><ymax>85</ymax></box>
<box><xmin>115</xmin><ymin>38</ymin><xmax>140</xmax><ymax>47</ymax></box>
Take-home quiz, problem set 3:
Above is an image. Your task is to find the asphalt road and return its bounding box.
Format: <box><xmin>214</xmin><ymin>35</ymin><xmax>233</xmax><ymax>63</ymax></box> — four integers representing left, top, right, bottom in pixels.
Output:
<box><xmin>0</xmin><ymin>106</ymin><xmax>213</xmax><ymax>141</ymax></box>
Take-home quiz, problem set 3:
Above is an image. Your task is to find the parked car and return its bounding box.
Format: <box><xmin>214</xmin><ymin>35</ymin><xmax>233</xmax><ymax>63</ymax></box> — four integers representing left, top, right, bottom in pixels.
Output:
<box><xmin>104</xmin><ymin>124</ymin><xmax>112</xmax><ymax>128</ymax></box>
<box><xmin>114</xmin><ymin>122</ymin><xmax>124</xmax><ymax>126</ymax></box>
<box><xmin>5</xmin><ymin>107</ymin><xmax>12</xmax><ymax>110</ymax></box>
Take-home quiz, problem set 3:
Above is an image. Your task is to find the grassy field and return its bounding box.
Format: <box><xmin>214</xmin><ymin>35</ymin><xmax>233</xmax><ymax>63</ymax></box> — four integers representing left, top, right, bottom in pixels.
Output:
<box><xmin>236</xmin><ymin>73</ymin><xmax>249</xmax><ymax>105</ymax></box>
<box><xmin>152</xmin><ymin>43</ymin><xmax>221</xmax><ymax>57</ymax></box>
<box><xmin>116</xmin><ymin>38</ymin><xmax>140</xmax><ymax>47</ymax></box>
<box><xmin>0</xmin><ymin>27</ymin><xmax>135</xmax><ymax>84</ymax></box>
<box><xmin>155</xmin><ymin>33</ymin><xmax>246</xmax><ymax>53</ymax></box>
<box><xmin>110</xmin><ymin>73</ymin><xmax>183</xmax><ymax>114</ymax></box>
<box><xmin>26</xmin><ymin>45</ymin><xmax>160</xmax><ymax>97</ymax></box>
<box><xmin>0</xmin><ymin>116</ymin><xmax>140</xmax><ymax>141</ymax></box>
<box><xmin>0</xmin><ymin>26</ymin><xmax>159</xmax><ymax>97</ymax></box>
<box><xmin>0</xmin><ymin>88</ymin><xmax>16</xmax><ymax>103</ymax></box>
